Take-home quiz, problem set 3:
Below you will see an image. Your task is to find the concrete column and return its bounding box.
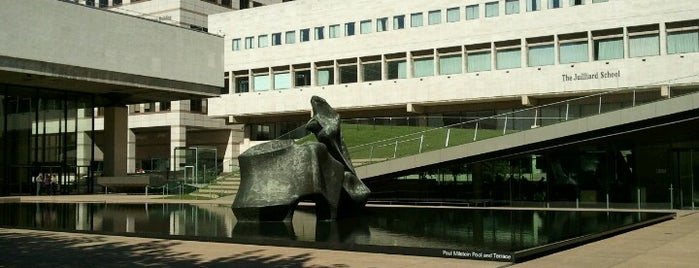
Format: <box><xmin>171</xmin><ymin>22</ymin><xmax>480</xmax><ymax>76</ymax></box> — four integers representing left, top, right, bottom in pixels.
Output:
<box><xmin>659</xmin><ymin>23</ymin><xmax>667</xmax><ymax>56</ymax></box>
<box><xmin>406</xmin><ymin>52</ymin><xmax>413</xmax><ymax>79</ymax></box>
<box><xmin>103</xmin><ymin>106</ymin><xmax>128</xmax><ymax>177</ymax></box>
<box><xmin>127</xmin><ymin>129</ymin><xmax>136</xmax><ymax>173</ymax></box>
<box><xmin>170</xmin><ymin>125</ymin><xmax>186</xmax><ymax>171</ymax></box>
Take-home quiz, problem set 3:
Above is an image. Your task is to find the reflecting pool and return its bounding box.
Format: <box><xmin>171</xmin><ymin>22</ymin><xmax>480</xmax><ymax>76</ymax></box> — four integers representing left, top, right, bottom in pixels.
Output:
<box><xmin>0</xmin><ymin>203</ymin><xmax>673</xmax><ymax>262</ymax></box>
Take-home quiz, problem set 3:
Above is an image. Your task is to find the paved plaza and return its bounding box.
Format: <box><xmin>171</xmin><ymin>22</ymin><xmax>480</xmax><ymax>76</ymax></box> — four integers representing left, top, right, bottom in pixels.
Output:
<box><xmin>1</xmin><ymin>195</ymin><xmax>697</xmax><ymax>267</ymax></box>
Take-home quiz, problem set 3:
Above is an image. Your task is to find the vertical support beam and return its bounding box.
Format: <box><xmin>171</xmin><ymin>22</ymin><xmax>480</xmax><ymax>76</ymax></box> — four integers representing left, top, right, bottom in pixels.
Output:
<box><xmin>170</xmin><ymin>125</ymin><xmax>187</xmax><ymax>171</ymax></box>
<box><xmin>127</xmin><ymin>129</ymin><xmax>136</xmax><ymax>174</ymax></box>
<box><xmin>659</xmin><ymin>22</ymin><xmax>667</xmax><ymax>56</ymax></box>
<box><xmin>103</xmin><ymin>106</ymin><xmax>128</xmax><ymax>177</ymax></box>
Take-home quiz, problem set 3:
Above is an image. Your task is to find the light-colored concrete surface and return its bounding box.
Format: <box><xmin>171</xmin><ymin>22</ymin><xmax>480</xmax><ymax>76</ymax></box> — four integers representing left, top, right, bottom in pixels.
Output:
<box><xmin>2</xmin><ymin>195</ymin><xmax>698</xmax><ymax>267</ymax></box>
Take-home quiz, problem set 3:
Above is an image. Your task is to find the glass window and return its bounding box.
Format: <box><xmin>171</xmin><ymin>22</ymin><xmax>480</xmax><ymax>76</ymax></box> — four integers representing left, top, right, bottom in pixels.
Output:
<box><xmin>428</xmin><ymin>10</ymin><xmax>442</xmax><ymax>25</ymax></box>
<box><xmin>340</xmin><ymin>65</ymin><xmax>358</xmax><ymax>84</ymax></box>
<box><xmin>466</xmin><ymin>5</ymin><xmax>479</xmax><ymax>20</ymax></box>
<box><xmin>245</xmin><ymin>36</ymin><xmax>254</xmax><ymax>49</ymax></box>
<box><xmin>272</xmin><ymin>33</ymin><xmax>282</xmax><ymax>46</ymax></box>
<box><xmin>506</xmin><ymin>0</ymin><xmax>520</xmax><ymax>15</ymax></box>
<box><xmin>274</xmin><ymin>73</ymin><xmax>291</xmax><ymax>89</ymax></box>
<box><xmin>258</xmin><ymin>35</ymin><xmax>268</xmax><ymax>48</ymax></box>
<box><xmin>629</xmin><ymin>34</ymin><xmax>659</xmax><ymax>57</ymax></box>
<box><xmin>317</xmin><ymin>68</ymin><xmax>334</xmax><ymax>86</ymax></box>
<box><xmin>295</xmin><ymin>70</ymin><xmax>311</xmax><ymax>87</ymax></box>
<box><xmin>548</xmin><ymin>0</ymin><xmax>561</xmax><ymax>9</ymax></box>
<box><xmin>285</xmin><ymin>31</ymin><xmax>295</xmax><ymax>44</ymax></box>
<box><xmin>485</xmin><ymin>2</ymin><xmax>499</xmax><ymax>17</ymax></box>
<box><xmin>300</xmin><ymin>28</ymin><xmax>310</xmax><ymax>42</ymax></box>
<box><xmin>360</xmin><ymin>20</ymin><xmax>372</xmax><ymax>34</ymax></box>
<box><xmin>377</xmin><ymin>17</ymin><xmax>388</xmax><ymax>32</ymax></box>
<box><xmin>387</xmin><ymin>60</ymin><xmax>407</xmax><ymax>79</ymax></box>
<box><xmin>314</xmin><ymin>27</ymin><xmax>324</xmax><ymax>40</ymax></box>
<box><xmin>496</xmin><ymin>48</ymin><xmax>521</xmax><ymax>69</ymax></box>
<box><xmin>667</xmin><ymin>31</ymin><xmax>699</xmax><ymax>54</ymax></box>
<box><xmin>411</xmin><ymin>12</ymin><xmax>423</xmax><ymax>27</ymax></box>
<box><xmin>393</xmin><ymin>15</ymin><xmax>405</xmax><ymax>30</ymax></box>
<box><xmin>439</xmin><ymin>55</ymin><xmax>463</xmax><ymax>75</ymax></box>
<box><xmin>594</xmin><ymin>38</ymin><xmax>624</xmax><ymax>60</ymax></box>
<box><xmin>253</xmin><ymin>74</ymin><xmax>270</xmax><ymax>91</ymax></box>
<box><xmin>413</xmin><ymin>57</ymin><xmax>435</xmax><ymax>78</ymax></box>
<box><xmin>345</xmin><ymin>22</ymin><xmax>355</xmax><ymax>36</ymax></box>
<box><xmin>329</xmin><ymin>24</ymin><xmax>341</xmax><ymax>38</ymax></box>
<box><xmin>447</xmin><ymin>7</ymin><xmax>460</xmax><ymax>23</ymax></box>
<box><xmin>232</xmin><ymin>38</ymin><xmax>241</xmax><ymax>51</ymax></box>
<box><xmin>528</xmin><ymin>44</ymin><xmax>554</xmax><ymax>66</ymax></box>
<box><xmin>235</xmin><ymin>77</ymin><xmax>249</xmax><ymax>93</ymax></box>
<box><xmin>570</xmin><ymin>0</ymin><xmax>585</xmax><ymax>6</ymax></box>
<box><xmin>592</xmin><ymin>0</ymin><xmax>608</xmax><ymax>3</ymax></box>
<box><xmin>467</xmin><ymin>51</ymin><xmax>492</xmax><ymax>72</ymax></box>
<box><xmin>362</xmin><ymin>62</ymin><xmax>382</xmax><ymax>82</ymax></box>
<box><xmin>560</xmin><ymin>41</ymin><xmax>589</xmax><ymax>63</ymax></box>
<box><xmin>527</xmin><ymin>0</ymin><xmax>541</xmax><ymax>11</ymax></box>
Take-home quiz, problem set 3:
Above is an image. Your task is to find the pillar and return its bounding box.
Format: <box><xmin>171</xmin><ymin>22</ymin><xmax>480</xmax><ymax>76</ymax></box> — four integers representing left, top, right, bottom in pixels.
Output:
<box><xmin>103</xmin><ymin>106</ymin><xmax>128</xmax><ymax>177</ymax></box>
<box><xmin>127</xmin><ymin>129</ymin><xmax>136</xmax><ymax>173</ymax></box>
<box><xmin>170</xmin><ymin>125</ymin><xmax>186</xmax><ymax>171</ymax></box>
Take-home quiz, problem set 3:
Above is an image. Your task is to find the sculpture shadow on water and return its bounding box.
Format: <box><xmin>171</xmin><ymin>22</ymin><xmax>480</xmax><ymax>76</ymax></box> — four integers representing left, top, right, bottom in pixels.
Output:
<box><xmin>232</xmin><ymin>96</ymin><xmax>371</xmax><ymax>222</ymax></box>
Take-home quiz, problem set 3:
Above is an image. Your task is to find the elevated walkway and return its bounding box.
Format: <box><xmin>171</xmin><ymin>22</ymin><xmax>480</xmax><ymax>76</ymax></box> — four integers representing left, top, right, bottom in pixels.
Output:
<box><xmin>356</xmin><ymin>91</ymin><xmax>699</xmax><ymax>180</ymax></box>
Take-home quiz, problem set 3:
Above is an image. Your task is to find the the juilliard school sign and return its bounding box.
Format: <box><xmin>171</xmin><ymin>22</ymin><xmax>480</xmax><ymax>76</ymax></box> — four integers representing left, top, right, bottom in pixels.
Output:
<box><xmin>562</xmin><ymin>70</ymin><xmax>621</xmax><ymax>82</ymax></box>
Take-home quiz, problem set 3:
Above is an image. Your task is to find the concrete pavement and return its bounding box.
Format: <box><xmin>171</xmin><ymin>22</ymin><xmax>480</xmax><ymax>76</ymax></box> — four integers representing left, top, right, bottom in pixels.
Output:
<box><xmin>1</xmin><ymin>194</ymin><xmax>698</xmax><ymax>267</ymax></box>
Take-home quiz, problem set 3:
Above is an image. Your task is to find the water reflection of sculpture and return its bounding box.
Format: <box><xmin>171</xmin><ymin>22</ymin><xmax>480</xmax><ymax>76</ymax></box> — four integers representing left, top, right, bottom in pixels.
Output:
<box><xmin>232</xmin><ymin>96</ymin><xmax>371</xmax><ymax>222</ymax></box>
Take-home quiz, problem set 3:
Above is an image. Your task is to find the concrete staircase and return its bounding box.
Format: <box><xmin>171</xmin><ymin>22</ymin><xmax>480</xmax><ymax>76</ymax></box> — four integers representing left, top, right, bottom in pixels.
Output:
<box><xmin>189</xmin><ymin>172</ymin><xmax>241</xmax><ymax>198</ymax></box>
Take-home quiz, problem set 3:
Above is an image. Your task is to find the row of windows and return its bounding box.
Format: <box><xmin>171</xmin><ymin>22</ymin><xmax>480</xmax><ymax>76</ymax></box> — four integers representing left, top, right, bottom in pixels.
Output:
<box><xmin>230</xmin><ymin>0</ymin><xmax>610</xmax><ymax>51</ymax></box>
<box><xmin>226</xmin><ymin>20</ymin><xmax>699</xmax><ymax>93</ymax></box>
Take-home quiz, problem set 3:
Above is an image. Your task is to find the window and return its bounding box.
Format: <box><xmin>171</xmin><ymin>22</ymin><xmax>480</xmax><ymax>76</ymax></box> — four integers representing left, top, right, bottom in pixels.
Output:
<box><xmin>285</xmin><ymin>31</ymin><xmax>295</xmax><ymax>44</ymax></box>
<box><xmin>527</xmin><ymin>0</ymin><xmax>541</xmax><ymax>11</ymax></box>
<box><xmin>570</xmin><ymin>0</ymin><xmax>585</xmax><ymax>6</ymax></box>
<box><xmin>548</xmin><ymin>0</ymin><xmax>561</xmax><ymax>9</ymax></box>
<box><xmin>340</xmin><ymin>64</ymin><xmax>358</xmax><ymax>84</ymax></box>
<box><xmin>258</xmin><ymin>35</ymin><xmax>268</xmax><ymax>48</ymax></box>
<box><xmin>629</xmin><ymin>34</ymin><xmax>659</xmax><ymax>57</ymax></box>
<box><xmin>428</xmin><ymin>10</ymin><xmax>442</xmax><ymax>25</ymax></box>
<box><xmin>496</xmin><ymin>48</ymin><xmax>521</xmax><ymax>69</ymax></box>
<box><xmin>528</xmin><ymin>44</ymin><xmax>554</xmax><ymax>66</ymax></box>
<box><xmin>362</xmin><ymin>62</ymin><xmax>382</xmax><ymax>82</ymax></box>
<box><xmin>594</xmin><ymin>38</ymin><xmax>624</xmax><ymax>60</ymax></box>
<box><xmin>294</xmin><ymin>69</ymin><xmax>311</xmax><ymax>87</ymax></box>
<box><xmin>506</xmin><ymin>0</ymin><xmax>520</xmax><ymax>15</ymax></box>
<box><xmin>560</xmin><ymin>41</ymin><xmax>589</xmax><ymax>63</ymax></box>
<box><xmin>411</xmin><ymin>12</ymin><xmax>423</xmax><ymax>27</ymax></box>
<box><xmin>317</xmin><ymin>67</ymin><xmax>334</xmax><ymax>86</ymax></box>
<box><xmin>300</xmin><ymin>28</ymin><xmax>310</xmax><ymax>42</ymax></box>
<box><xmin>467</xmin><ymin>51</ymin><xmax>491</xmax><ymax>72</ymax></box>
<box><xmin>272</xmin><ymin>33</ymin><xmax>282</xmax><ymax>46</ymax></box>
<box><xmin>360</xmin><ymin>20</ymin><xmax>372</xmax><ymax>34</ymax></box>
<box><xmin>253</xmin><ymin>74</ymin><xmax>270</xmax><ymax>91</ymax></box>
<box><xmin>485</xmin><ymin>2</ymin><xmax>499</xmax><ymax>17</ymax></box>
<box><xmin>413</xmin><ymin>57</ymin><xmax>435</xmax><ymax>78</ymax></box>
<box><xmin>329</xmin><ymin>24</ymin><xmax>341</xmax><ymax>38</ymax></box>
<box><xmin>235</xmin><ymin>77</ymin><xmax>249</xmax><ymax>93</ymax></box>
<box><xmin>446</xmin><ymin>7</ymin><xmax>460</xmax><ymax>23</ymax></box>
<box><xmin>387</xmin><ymin>60</ymin><xmax>407</xmax><ymax>79</ymax></box>
<box><xmin>665</xmin><ymin>20</ymin><xmax>699</xmax><ymax>54</ymax></box>
<box><xmin>274</xmin><ymin>72</ymin><xmax>291</xmax><ymax>90</ymax></box>
<box><xmin>232</xmin><ymin>38</ymin><xmax>241</xmax><ymax>51</ymax></box>
<box><xmin>245</xmin><ymin>37</ymin><xmax>254</xmax><ymax>49</ymax></box>
<box><xmin>377</xmin><ymin>18</ymin><xmax>388</xmax><ymax>32</ymax></box>
<box><xmin>628</xmin><ymin>25</ymin><xmax>660</xmax><ymax>58</ymax></box>
<box><xmin>466</xmin><ymin>5</ymin><xmax>479</xmax><ymax>20</ymax></box>
<box><xmin>345</xmin><ymin>22</ymin><xmax>356</xmax><ymax>36</ymax></box>
<box><xmin>592</xmin><ymin>0</ymin><xmax>608</xmax><ymax>3</ymax></box>
<box><xmin>314</xmin><ymin>26</ymin><xmax>324</xmax><ymax>40</ymax></box>
<box><xmin>439</xmin><ymin>55</ymin><xmax>463</xmax><ymax>75</ymax></box>
<box><xmin>393</xmin><ymin>15</ymin><xmax>405</xmax><ymax>30</ymax></box>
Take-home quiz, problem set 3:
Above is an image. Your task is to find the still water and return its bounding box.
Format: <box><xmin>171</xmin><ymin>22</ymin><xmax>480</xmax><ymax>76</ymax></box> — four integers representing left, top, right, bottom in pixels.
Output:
<box><xmin>0</xmin><ymin>203</ymin><xmax>671</xmax><ymax>262</ymax></box>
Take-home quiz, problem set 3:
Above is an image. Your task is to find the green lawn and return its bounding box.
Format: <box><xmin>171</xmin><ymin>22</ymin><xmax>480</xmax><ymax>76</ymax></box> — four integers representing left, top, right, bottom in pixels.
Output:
<box><xmin>297</xmin><ymin>123</ymin><xmax>509</xmax><ymax>165</ymax></box>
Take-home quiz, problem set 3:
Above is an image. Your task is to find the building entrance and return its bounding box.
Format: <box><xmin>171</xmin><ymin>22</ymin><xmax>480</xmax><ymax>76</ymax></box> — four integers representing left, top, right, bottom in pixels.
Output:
<box><xmin>676</xmin><ymin>150</ymin><xmax>698</xmax><ymax>210</ymax></box>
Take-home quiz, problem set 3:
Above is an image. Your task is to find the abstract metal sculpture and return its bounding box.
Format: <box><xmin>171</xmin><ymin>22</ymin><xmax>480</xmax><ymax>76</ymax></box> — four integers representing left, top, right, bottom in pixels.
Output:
<box><xmin>232</xmin><ymin>96</ymin><xmax>370</xmax><ymax>222</ymax></box>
